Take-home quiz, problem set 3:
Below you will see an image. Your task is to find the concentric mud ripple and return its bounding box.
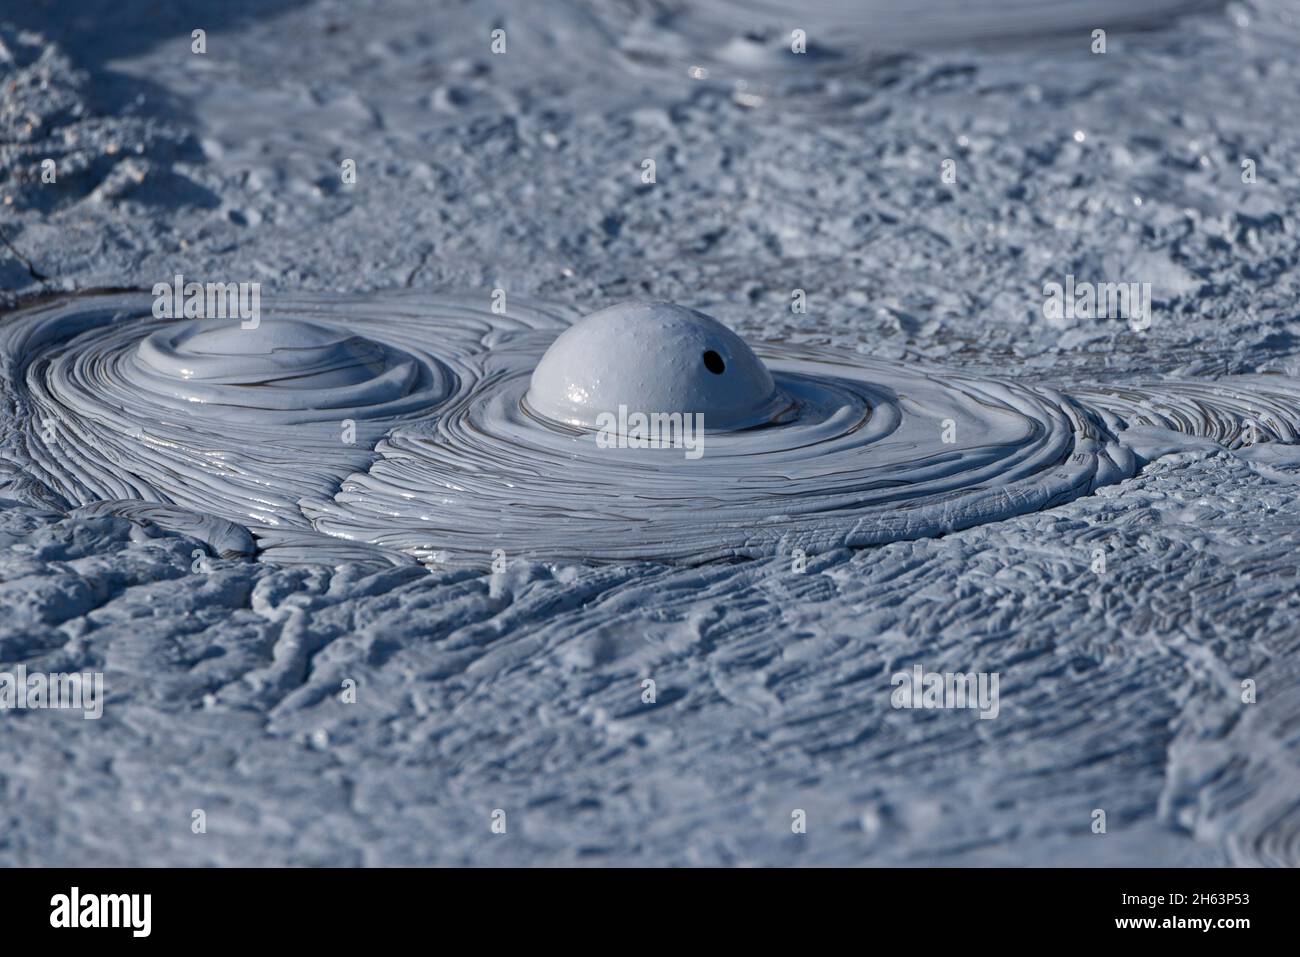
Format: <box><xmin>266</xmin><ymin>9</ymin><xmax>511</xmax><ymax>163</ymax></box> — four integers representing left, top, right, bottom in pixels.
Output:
<box><xmin>1072</xmin><ymin>377</ymin><xmax>1300</xmax><ymax>449</ymax></box>
<box><xmin>0</xmin><ymin>291</ymin><xmax>570</xmax><ymax>545</ymax></box>
<box><xmin>305</xmin><ymin>346</ymin><xmax>1133</xmax><ymax>563</ymax></box>
<box><xmin>4</xmin><ymin>290</ymin><xmax>1300</xmax><ymax>567</ymax></box>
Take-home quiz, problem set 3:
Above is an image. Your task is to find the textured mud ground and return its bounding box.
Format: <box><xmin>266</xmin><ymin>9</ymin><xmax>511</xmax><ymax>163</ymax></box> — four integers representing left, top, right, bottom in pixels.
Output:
<box><xmin>3</xmin><ymin>0</ymin><xmax>1300</xmax><ymax>865</ymax></box>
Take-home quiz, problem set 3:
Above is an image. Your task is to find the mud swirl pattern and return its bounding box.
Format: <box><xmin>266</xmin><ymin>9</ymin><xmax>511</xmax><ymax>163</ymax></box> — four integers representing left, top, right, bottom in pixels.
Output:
<box><xmin>306</xmin><ymin>347</ymin><xmax>1136</xmax><ymax>563</ymax></box>
<box><xmin>3</xmin><ymin>291</ymin><xmax>1300</xmax><ymax>567</ymax></box>
<box><xmin>0</xmin><ymin>292</ymin><xmax>571</xmax><ymax>560</ymax></box>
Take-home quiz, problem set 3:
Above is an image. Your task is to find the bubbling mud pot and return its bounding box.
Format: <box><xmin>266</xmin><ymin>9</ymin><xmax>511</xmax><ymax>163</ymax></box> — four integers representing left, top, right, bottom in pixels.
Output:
<box><xmin>3</xmin><ymin>292</ymin><xmax>1299</xmax><ymax>566</ymax></box>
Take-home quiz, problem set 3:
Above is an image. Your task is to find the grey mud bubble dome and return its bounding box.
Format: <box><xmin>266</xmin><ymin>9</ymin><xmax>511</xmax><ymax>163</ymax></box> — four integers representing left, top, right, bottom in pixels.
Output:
<box><xmin>524</xmin><ymin>301</ymin><xmax>786</xmax><ymax>430</ymax></box>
